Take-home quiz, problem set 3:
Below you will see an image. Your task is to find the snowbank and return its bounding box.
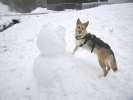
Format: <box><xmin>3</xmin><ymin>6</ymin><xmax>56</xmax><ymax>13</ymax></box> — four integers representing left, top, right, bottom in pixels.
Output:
<box><xmin>31</xmin><ymin>7</ymin><xmax>48</xmax><ymax>13</ymax></box>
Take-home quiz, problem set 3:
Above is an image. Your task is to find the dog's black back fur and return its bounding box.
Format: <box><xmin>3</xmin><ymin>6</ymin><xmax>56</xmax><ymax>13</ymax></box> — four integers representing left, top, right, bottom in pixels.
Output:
<box><xmin>84</xmin><ymin>33</ymin><xmax>112</xmax><ymax>53</ymax></box>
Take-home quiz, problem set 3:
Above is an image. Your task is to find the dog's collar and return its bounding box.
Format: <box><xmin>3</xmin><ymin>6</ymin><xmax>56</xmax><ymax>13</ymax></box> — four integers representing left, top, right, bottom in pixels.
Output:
<box><xmin>76</xmin><ymin>34</ymin><xmax>88</xmax><ymax>40</ymax></box>
<box><xmin>78</xmin><ymin>33</ymin><xmax>96</xmax><ymax>53</ymax></box>
<box><xmin>75</xmin><ymin>32</ymin><xmax>91</xmax><ymax>40</ymax></box>
<box><xmin>76</xmin><ymin>35</ymin><xmax>85</xmax><ymax>40</ymax></box>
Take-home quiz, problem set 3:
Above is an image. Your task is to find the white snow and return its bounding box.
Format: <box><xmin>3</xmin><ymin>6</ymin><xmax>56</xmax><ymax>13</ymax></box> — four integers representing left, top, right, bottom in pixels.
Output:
<box><xmin>0</xmin><ymin>2</ymin><xmax>133</xmax><ymax>100</ymax></box>
<box><xmin>37</xmin><ymin>24</ymin><xmax>66</xmax><ymax>56</ymax></box>
<box><xmin>31</xmin><ymin>7</ymin><xmax>49</xmax><ymax>14</ymax></box>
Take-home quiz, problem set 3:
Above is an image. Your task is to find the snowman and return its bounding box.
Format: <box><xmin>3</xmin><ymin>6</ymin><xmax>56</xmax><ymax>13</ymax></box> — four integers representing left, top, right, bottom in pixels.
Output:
<box><xmin>34</xmin><ymin>23</ymin><xmax>97</xmax><ymax>100</ymax></box>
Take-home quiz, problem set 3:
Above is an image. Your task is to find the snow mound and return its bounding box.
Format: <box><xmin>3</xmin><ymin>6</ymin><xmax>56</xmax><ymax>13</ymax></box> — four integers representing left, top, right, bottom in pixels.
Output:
<box><xmin>34</xmin><ymin>53</ymin><xmax>99</xmax><ymax>100</ymax></box>
<box><xmin>31</xmin><ymin>7</ymin><xmax>48</xmax><ymax>13</ymax></box>
<box><xmin>37</xmin><ymin>24</ymin><xmax>66</xmax><ymax>56</ymax></box>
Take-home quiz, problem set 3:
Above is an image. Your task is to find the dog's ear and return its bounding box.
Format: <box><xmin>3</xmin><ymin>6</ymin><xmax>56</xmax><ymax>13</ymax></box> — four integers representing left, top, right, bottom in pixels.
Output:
<box><xmin>77</xmin><ymin>18</ymin><xmax>81</xmax><ymax>25</ymax></box>
<box><xmin>84</xmin><ymin>21</ymin><xmax>89</xmax><ymax>28</ymax></box>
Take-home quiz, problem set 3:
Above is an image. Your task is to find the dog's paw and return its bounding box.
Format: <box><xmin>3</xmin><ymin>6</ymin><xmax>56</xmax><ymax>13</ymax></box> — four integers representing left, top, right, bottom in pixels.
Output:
<box><xmin>98</xmin><ymin>74</ymin><xmax>103</xmax><ymax>78</ymax></box>
<box><xmin>98</xmin><ymin>73</ymin><xmax>107</xmax><ymax>78</ymax></box>
<box><xmin>72</xmin><ymin>52</ymin><xmax>75</xmax><ymax>55</ymax></box>
<box><xmin>72</xmin><ymin>51</ymin><xmax>75</xmax><ymax>55</ymax></box>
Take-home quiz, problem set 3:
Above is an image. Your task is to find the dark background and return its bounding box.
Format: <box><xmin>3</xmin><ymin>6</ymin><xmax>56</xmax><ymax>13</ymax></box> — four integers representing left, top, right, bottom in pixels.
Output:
<box><xmin>0</xmin><ymin>0</ymin><xmax>132</xmax><ymax>12</ymax></box>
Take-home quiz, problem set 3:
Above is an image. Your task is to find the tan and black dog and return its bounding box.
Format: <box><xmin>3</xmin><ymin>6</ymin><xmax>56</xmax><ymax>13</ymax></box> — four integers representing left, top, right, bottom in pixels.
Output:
<box><xmin>73</xmin><ymin>18</ymin><xmax>118</xmax><ymax>77</ymax></box>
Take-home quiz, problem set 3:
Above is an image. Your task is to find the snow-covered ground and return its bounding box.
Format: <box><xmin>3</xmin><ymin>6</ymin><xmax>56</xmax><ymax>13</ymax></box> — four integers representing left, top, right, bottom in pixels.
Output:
<box><xmin>0</xmin><ymin>2</ymin><xmax>133</xmax><ymax>100</ymax></box>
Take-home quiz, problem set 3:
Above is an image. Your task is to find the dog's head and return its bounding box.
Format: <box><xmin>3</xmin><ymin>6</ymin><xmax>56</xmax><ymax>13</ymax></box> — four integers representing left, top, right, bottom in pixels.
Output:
<box><xmin>75</xmin><ymin>18</ymin><xmax>89</xmax><ymax>39</ymax></box>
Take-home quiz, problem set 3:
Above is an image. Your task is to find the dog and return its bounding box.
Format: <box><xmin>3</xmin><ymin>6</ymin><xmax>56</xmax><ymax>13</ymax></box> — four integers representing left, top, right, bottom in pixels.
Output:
<box><xmin>73</xmin><ymin>18</ymin><xmax>118</xmax><ymax>77</ymax></box>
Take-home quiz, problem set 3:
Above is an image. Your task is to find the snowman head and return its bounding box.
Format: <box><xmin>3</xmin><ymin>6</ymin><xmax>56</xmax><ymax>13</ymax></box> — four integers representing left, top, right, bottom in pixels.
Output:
<box><xmin>37</xmin><ymin>24</ymin><xmax>66</xmax><ymax>56</ymax></box>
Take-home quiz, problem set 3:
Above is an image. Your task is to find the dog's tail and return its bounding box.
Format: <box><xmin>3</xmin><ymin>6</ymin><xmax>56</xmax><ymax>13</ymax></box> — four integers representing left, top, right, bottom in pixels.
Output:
<box><xmin>109</xmin><ymin>53</ymin><xmax>118</xmax><ymax>72</ymax></box>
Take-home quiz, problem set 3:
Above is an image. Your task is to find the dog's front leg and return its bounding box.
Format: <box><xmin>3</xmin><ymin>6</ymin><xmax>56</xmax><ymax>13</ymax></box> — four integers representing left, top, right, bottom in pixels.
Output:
<box><xmin>72</xmin><ymin>45</ymin><xmax>79</xmax><ymax>55</ymax></box>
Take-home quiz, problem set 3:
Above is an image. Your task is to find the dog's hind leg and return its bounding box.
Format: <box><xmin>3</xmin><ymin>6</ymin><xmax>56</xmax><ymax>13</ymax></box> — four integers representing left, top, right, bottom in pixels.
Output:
<box><xmin>106</xmin><ymin>63</ymin><xmax>110</xmax><ymax>74</ymax></box>
<box><xmin>98</xmin><ymin>59</ymin><xmax>108</xmax><ymax>77</ymax></box>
